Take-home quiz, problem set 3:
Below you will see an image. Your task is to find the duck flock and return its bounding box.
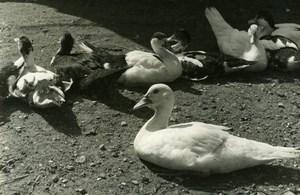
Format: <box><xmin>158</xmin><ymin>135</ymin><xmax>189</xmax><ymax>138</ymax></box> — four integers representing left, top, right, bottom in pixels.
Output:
<box><xmin>1</xmin><ymin>7</ymin><xmax>300</xmax><ymax>176</ymax></box>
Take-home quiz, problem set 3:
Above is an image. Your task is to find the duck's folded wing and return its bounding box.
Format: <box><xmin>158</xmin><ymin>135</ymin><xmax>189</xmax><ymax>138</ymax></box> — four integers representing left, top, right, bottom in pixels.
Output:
<box><xmin>275</xmin><ymin>23</ymin><xmax>300</xmax><ymax>30</ymax></box>
<box><xmin>125</xmin><ymin>51</ymin><xmax>164</xmax><ymax>69</ymax></box>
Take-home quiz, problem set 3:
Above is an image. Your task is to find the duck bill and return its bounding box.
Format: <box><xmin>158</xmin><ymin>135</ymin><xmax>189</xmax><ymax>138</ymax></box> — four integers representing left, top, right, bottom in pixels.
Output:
<box><xmin>167</xmin><ymin>35</ymin><xmax>178</xmax><ymax>43</ymax></box>
<box><xmin>133</xmin><ymin>96</ymin><xmax>152</xmax><ymax>110</ymax></box>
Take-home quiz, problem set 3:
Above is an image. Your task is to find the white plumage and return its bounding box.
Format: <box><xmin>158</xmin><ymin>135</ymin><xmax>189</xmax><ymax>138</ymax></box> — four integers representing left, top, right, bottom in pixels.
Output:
<box><xmin>205</xmin><ymin>7</ymin><xmax>268</xmax><ymax>72</ymax></box>
<box><xmin>133</xmin><ymin>84</ymin><xmax>300</xmax><ymax>176</ymax></box>
<box><xmin>117</xmin><ymin>32</ymin><xmax>182</xmax><ymax>86</ymax></box>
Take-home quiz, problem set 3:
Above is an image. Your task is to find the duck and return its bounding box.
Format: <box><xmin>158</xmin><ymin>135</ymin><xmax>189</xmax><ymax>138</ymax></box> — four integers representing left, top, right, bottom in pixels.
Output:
<box><xmin>116</xmin><ymin>32</ymin><xmax>182</xmax><ymax>86</ymax></box>
<box><xmin>205</xmin><ymin>7</ymin><xmax>268</xmax><ymax>72</ymax></box>
<box><xmin>50</xmin><ymin>32</ymin><xmax>130</xmax><ymax>97</ymax></box>
<box><xmin>257</xmin><ymin>35</ymin><xmax>300</xmax><ymax>71</ymax></box>
<box><xmin>8</xmin><ymin>36</ymin><xmax>72</xmax><ymax>108</ymax></box>
<box><xmin>76</xmin><ymin>32</ymin><xmax>182</xmax><ymax>86</ymax></box>
<box><xmin>167</xmin><ymin>29</ymin><xmax>257</xmax><ymax>80</ymax></box>
<box><xmin>133</xmin><ymin>83</ymin><xmax>300</xmax><ymax>176</ymax></box>
<box><xmin>0</xmin><ymin>57</ymin><xmax>25</xmax><ymax>98</ymax></box>
<box><xmin>248</xmin><ymin>10</ymin><xmax>300</xmax><ymax>48</ymax></box>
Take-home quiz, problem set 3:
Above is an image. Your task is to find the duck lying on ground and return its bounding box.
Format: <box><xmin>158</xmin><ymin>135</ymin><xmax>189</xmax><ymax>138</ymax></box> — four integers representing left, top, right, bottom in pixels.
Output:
<box><xmin>205</xmin><ymin>7</ymin><xmax>268</xmax><ymax>72</ymax></box>
<box><xmin>7</xmin><ymin>36</ymin><xmax>71</xmax><ymax>108</ymax></box>
<box><xmin>75</xmin><ymin>32</ymin><xmax>182</xmax><ymax>86</ymax></box>
<box><xmin>249</xmin><ymin>28</ymin><xmax>300</xmax><ymax>72</ymax></box>
<box><xmin>50</xmin><ymin>32</ymin><xmax>130</xmax><ymax>97</ymax></box>
<box><xmin>167</xmin><ymin>29</ymin><xmax>257</xmax><ymax>81</ymax></box>
<box><xmin>248</xmin><ymin>10</ymin><xmax>300</xmax><ymax>48</ymax></box>
<box><xmin>133</xmin><ymin>84</ymin><xmax>300</xmax><ymax>176</ymax></box>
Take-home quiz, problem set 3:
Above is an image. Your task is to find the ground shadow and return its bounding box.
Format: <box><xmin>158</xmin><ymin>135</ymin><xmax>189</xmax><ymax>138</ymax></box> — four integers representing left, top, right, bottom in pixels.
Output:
<box><xmin>140</xmin><ymin>159</ymin><xmax>300</xmax><ymax>192</ymax></box>
<box><xmin>0</xmin><ymin>97</ymin><xmax>82</xmax><ymax>136</ymax></box>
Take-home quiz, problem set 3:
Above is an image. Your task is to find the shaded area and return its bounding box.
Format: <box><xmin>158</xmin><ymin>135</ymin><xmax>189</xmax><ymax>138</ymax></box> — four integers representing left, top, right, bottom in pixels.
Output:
<box><xmin>0</xmin><ymin>97</ymin><xmax>81</xmax><ymax>136</ymax></box>
<box><xmin>141</xmin><ymin>159</ymin><xmax>300</xmax><ymax>193</ymax></box>
<box><xmin>6</xmin><ymin>0</ymin><xmax>298</xmax><ymax>52</ymax></box>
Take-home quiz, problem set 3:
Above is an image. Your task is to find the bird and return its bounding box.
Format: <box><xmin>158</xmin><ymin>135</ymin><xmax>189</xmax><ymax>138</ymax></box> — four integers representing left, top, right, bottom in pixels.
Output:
<box><xmin>8</xmin><ymin>36</ymin><xmax>72</xmax><ymax>108</ymax></box>
<box><xmin>50</xmin><ymin>32</ymin><xmax>130</xmax><ymax>97</ymax></box>
<box><xmin>133</xmin><ymin>83</ymin><xmax>300</xmax><ymax>176</ymax></box>
<box><xmin>248</xmin><ymin>10</ymin><xmax>300</xmax><ymax>48</ymax></box>
<box><xmin>167</xmin><ymin>29</ymin><xmax>257</xmax><ymax>81</ymax></box>
<box><xmin>116</xmin><ymin>32</ymin><xmax>182</xmax><ymax>86</ymax></box>
<box><xmin>205</xmin><ymin>7</ymin><xmax>268</xmax><ymax>72</ymax></box>
<box><xmin>257</xmin><ymin>35</ymin><xmax>300</xmax><ymax>71</ymax></box>
<box><xmin>76</xmin><ymin>32</ymin><xmax>182</xmax><ymax>86</ymax></box>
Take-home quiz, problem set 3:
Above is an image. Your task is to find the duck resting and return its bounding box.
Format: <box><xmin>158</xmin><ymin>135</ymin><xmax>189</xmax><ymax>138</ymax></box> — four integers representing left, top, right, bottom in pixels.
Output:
<box><xmin>167</xmin><ymin>29</ymin><xmax>257</xmax><ymax>80</ymax></box>
<box><xmin>50</xmin><ymin>32</ymin><xmax>130</xmax><ymax>97</ymax></box>
<box><xmin>248</xmin><ymin>10</ymin><xmax>300</xmax><ymax>48</ymax></box>
<box><xmin>6</xmin><ymin>36</ymin><xmax>72</xmax><ymax>108</ymax></box>
<box><xmin>133</xmin><ymin>84</ymin><xmax>300</xmax><ymax>176</ymax></box>
<box><xmin>205</xmin><ymin>7</ymin><xmax>268</xmax><ymax>72</ymax></box>
<box><xmin>77</xmin><ymin>32</ymin><xmax>182</xmax><ymax>86</ymax></box>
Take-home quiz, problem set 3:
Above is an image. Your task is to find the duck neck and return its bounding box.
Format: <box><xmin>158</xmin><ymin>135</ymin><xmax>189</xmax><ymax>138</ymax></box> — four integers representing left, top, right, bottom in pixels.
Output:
<box><xmin>151</xmin><ymin>40</ymin><xmax>182</xmax><ymax>75</ymax></box>
<box><xmin>56</xmin><ymin>47</ymin><xmax>71</xmax><ymax>56</ymax></box>
<box><xmin>23</xmin><ymin>51</ymin><xmax>37</xmax><ymax>71</ymax></box>
<box><xmin>143</xmin><ymin>100</ymin><xmax>174</xmax><ymax>132</ymax></box>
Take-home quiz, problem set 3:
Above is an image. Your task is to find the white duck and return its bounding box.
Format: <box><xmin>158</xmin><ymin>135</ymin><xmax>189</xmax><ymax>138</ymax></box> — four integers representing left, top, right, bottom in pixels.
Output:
<box><xmin>116</xmin><ymin>32</ymin><xmax>182</xmax><ymax>86</ymax></box>
<box><xmin>248</xmin><ymin>10</ymin><xmax>300</xmax><ymax>48</ymax></box>
<box><xmin>205</xmin><ymin>7</ymin><xmax>268</xmax><ymax>72</ymax></box>
<box><xmin>133</xmin><ymin>84</ymin><xmax>300</xmax><ymax>176</ymax></box>
<box><xmin>9</xmin><ymin>36</ymin><xmax>72</xmax><ymax>108</ymax></box>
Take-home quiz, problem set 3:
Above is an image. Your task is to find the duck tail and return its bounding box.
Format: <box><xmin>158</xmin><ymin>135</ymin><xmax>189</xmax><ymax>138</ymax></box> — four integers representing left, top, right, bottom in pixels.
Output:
<box><xmin>79</xmin><ymin>41</ymin><xmax>96</xmax><ymax>53</ymax></box>
<box><xmin>266</xmin><ymin>146</ymin><xmax>300</xmax><ymax>160</ymax></box>
<box><xmin>205</xmin><ymin>7</ymin><xmax>233</xmax><ymax>37</ymax></box>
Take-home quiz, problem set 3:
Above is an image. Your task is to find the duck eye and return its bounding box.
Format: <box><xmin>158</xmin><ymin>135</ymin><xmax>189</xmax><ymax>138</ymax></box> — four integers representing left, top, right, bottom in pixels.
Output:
<box><xmin>153</xmin><ymin>89</ymin><xmax>159</xmax><ymax>94</ymax></box>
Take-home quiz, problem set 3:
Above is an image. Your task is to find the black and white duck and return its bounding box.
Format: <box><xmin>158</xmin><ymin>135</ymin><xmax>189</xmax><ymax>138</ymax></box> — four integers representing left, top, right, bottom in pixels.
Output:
<box><xmin>50</xmin><ymin>32</ymin><xmax>130</xmax><ymax>97</ymax></box>
<box><xmin>205</xmin><ymin>7</ymin><xmax>268</xmax><ymax>72</ymax></box>
<box><xmin>133</xmin><ymin>84</ymin><xmax>300</xmax><ymax>176</ymax></box>
<box><xmin>247</xmin><ymin>13</ymin><xmax>300</xmax><ymax>72</ymax></box>
<box><xmin>76</xmin><ymin>32</ymin><xmax>182</xmax><ymax>86</ymax></box>
<box><xmin>6</xmin><ymin>36</ymin><xmax>72</xmax><ymax>108</ymax></box>
<box><xmin>167</xmin><ymin>29</ymin><xmax>257</xmax><ymax>81</ymax></box>
<box><xmin>248</xmin><ymin>10</ymin><xmax>300</xmax><ymax>48</ymax></box>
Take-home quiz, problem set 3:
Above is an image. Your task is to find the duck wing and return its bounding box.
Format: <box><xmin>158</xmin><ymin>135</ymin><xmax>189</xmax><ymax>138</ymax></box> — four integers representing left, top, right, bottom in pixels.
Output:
<box><xmin>125</xmin><ymin>51</ymin><xmax>164</xmax><ymax>69</ymax></box>
<box><xmin>79</xmin><ymin>66</ymin><xmax>129</xmax><ymax>96</ymax></box>
<box><xmin>80</xmin><ymin>41</ymin><xmax>127</xmax><ymax>69</ymax></box>
<box><xmin>205</xmin><ymin>7</ymin><xmax>251</xmax><ymax>57</ymax></box>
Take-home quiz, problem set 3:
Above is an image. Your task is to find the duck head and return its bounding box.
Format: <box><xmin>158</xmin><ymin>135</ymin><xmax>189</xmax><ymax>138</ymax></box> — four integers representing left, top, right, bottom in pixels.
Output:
<box><xmin>248</xmin><ymin>24</ymin><xmax>259</xmax><ymax>44</ymax></box>
<box><xmin>167</xmin><ymin>28</ymin><xmax>191</xmax><ymax>53</ymax></box>
<box><xmin>150</xmin><ymin>32</ymin><xmax>169</xmax><ymax>50</ymax></box>
<box><xmin>14</xmin><ymin>36</ymin><xmax>33</xmax><ymax>56</ymax></box>
<box><xmin>133</xmin><ymin>83</ymin><xmax>174</xmax><ymax>110</ymax></box>
<box><xmin>248</xmin><ymin>10</ymin><xmax>276</xmax><ymax>38</ymax></box>
<box><xmin>57</xmin><ymin>32</ymin><xmax>74</xmax><ymax>55</ymax></box>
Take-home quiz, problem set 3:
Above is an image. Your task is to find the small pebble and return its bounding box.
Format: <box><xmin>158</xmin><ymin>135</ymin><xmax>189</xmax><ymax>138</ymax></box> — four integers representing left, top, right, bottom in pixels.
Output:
<box><xmin>52</xmin><ymin>175</ymin><xmax>59</xmax><ymax>183</ymax></box>
<box><xmin>66</xmin><ymin>165</ymin><xmax>75</xmax><ymax>171</ymax></box>
<box><xmin>111</xmin><ymin>152</ymin><xmax>118</xmax><ymax>158</ymax></box>
<box><xmin>278</xmin><ymin>103</ymin><xmax>285</xmax><ymax>108</ymax></box>
<box><xmin>76</xmin><ymin>188</ymin><xmax>87</xmax><ymax>194</ymax></box>
<box><xmin>121</xmin><ymin>121</ymin><xmax>127</xmax><ymax>127</ymax></box>
<box><xmin>62</xmin><ymin>179</ymin><xmax>68</xmax><ymax>183</ymax></box>
<box><xmin>99</xmin><ymin>173</ymin><xmax>106</xmax><ymax>179</ymax></box>
<box><xmin>90</xmin><ymin>162</ymin><xmax>96</xmax><ymax>167</ymax></box>
<box><xmin>121</xmin><ymin>182</ymin><xmax>127</xmax><ymax>186</ymax></box>
<box><xmin>99</xmin><ymin>144</ymin><xmax>106</xmax><ymax>151</ymax></box>
<box><xmin>131</xmin><ymin>180</ymin><xmax>139</xmax><ymax>185</ymax></box>
<box><xmin>0</xmin><ymin>122</ymin><xmax>4</xmax><ymax>126</ymax></box>
<box><xmin>75</xmin><ymin>156</ymin><xmax>86</xmax><ymax>164</ymax></box>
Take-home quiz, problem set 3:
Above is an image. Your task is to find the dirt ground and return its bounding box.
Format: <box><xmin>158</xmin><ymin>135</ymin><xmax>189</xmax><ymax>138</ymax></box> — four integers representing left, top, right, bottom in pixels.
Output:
<box><xmin>0</xmin><ymin>0</ymin><xmax>300</xmax><ymax>194</ymax></box>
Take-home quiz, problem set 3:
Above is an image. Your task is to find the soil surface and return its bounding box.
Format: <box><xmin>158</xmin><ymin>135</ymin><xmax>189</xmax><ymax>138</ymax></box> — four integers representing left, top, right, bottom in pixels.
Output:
<box><xmin>0</xmin><ymin>0</ymin><xmax>300</xmax><ymax>194</ymax></box>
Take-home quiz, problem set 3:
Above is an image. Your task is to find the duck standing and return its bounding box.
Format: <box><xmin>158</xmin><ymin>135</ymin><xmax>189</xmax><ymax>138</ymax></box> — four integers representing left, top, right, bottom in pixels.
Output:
<box><xmin>205</xmin><ymin>7</ymin><xmax>268</xmax><ymax>72</ymax></box>
<box><xmin>133</xmin><ymin>84</ymin><xmax>300</xmax><ymax>176</ymax></box>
